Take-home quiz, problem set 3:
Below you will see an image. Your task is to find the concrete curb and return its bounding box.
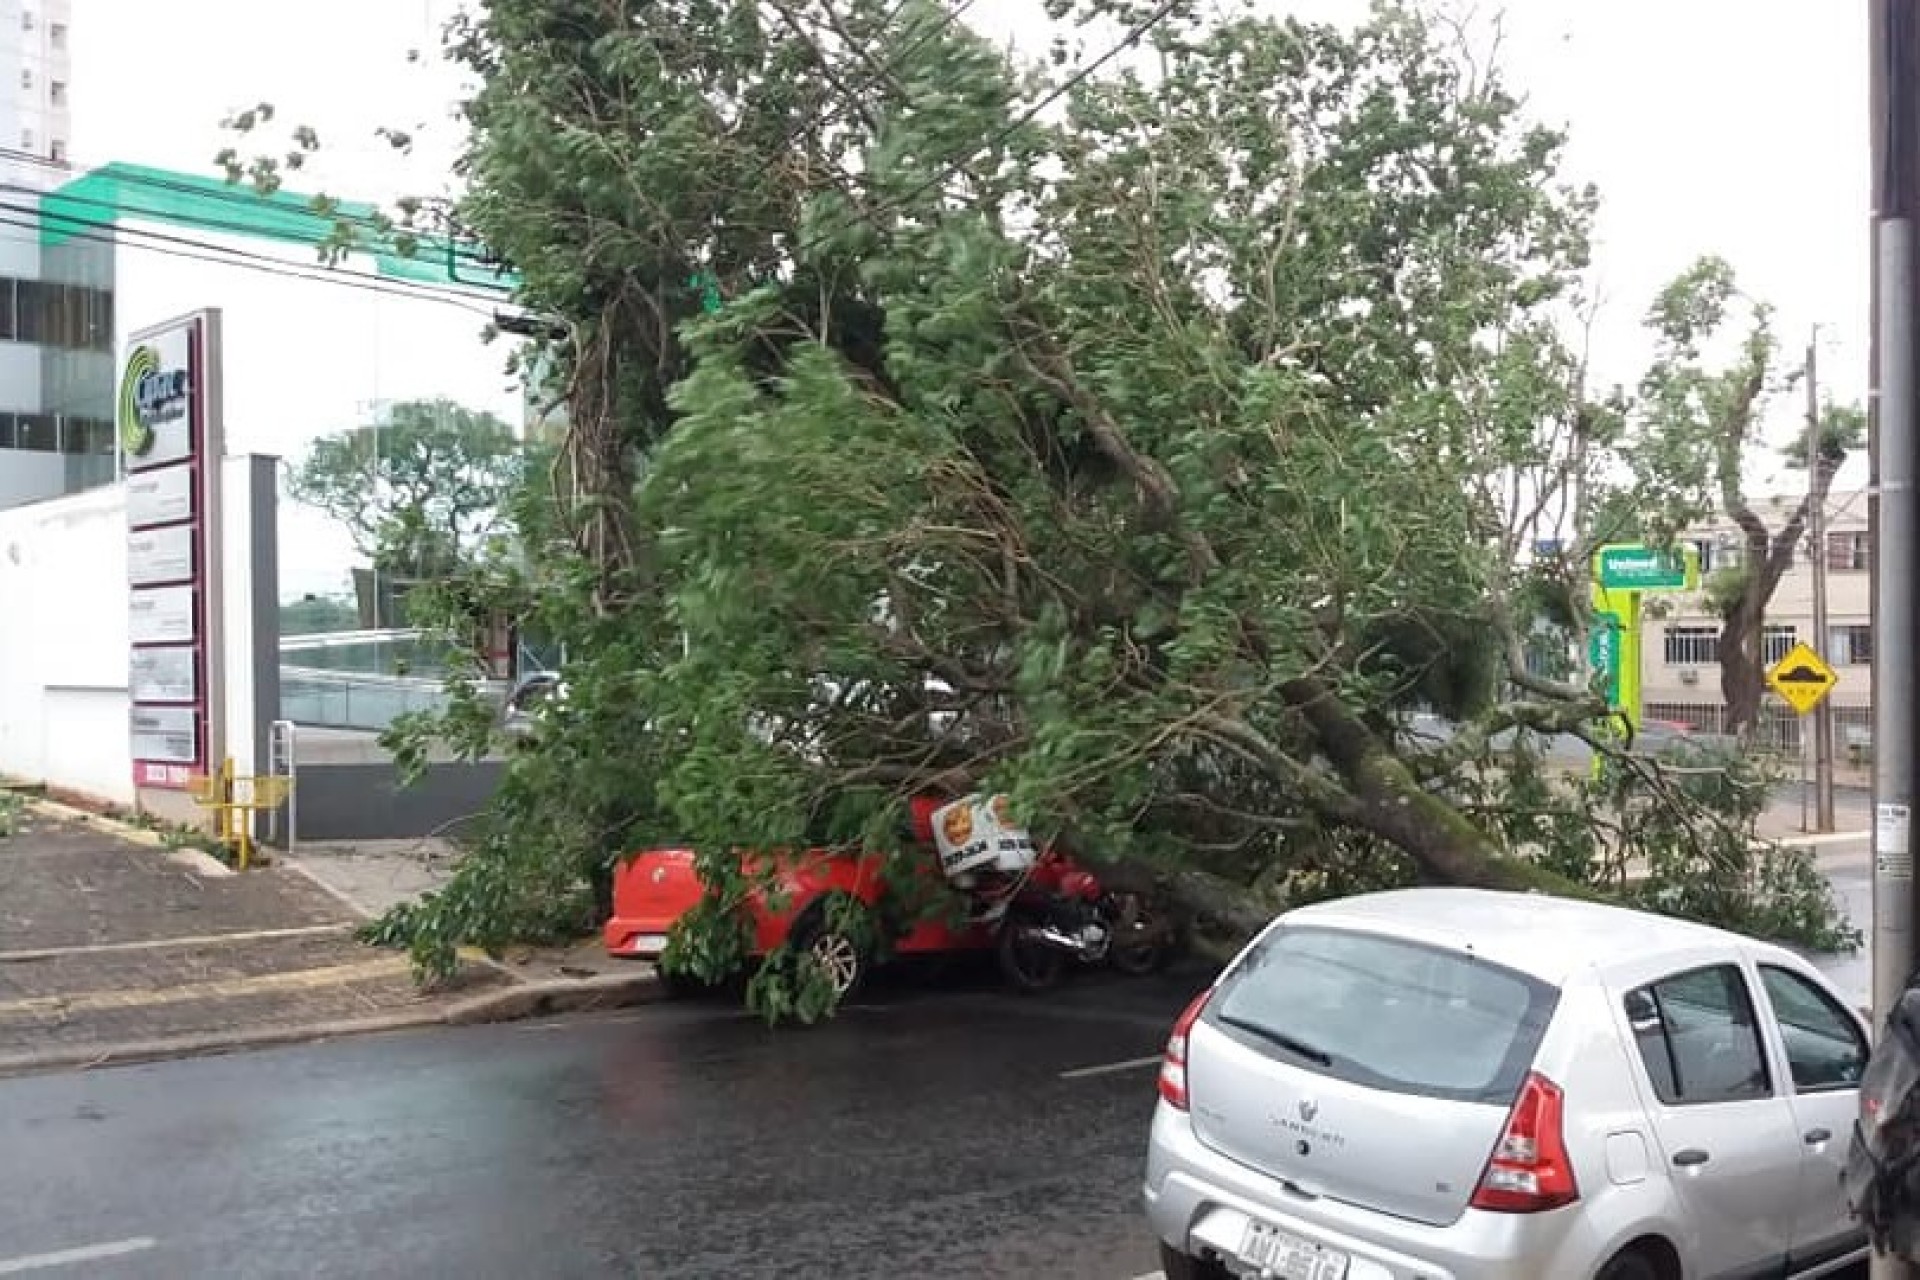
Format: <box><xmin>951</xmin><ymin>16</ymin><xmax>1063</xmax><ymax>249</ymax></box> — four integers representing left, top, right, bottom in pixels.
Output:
<box><xmin>441</xmin><ymin>970</ymin><xmax>669</xmax><ymax>1026</ymax></box>
<box><xmin>0</xmin><ymin>969</ymin><xmax>666</xmax><ymax>1078</ymax></box>
<box><xmin>21</xmin><ymin>796</ymin><xmax>233</xmax><ymax>878</ymax></box>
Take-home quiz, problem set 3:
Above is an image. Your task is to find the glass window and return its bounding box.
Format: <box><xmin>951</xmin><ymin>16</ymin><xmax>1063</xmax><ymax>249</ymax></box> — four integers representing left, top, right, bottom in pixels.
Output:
<box><xmin>1760</xmin><ymin>965</ymin><xmax>1867</xmax><ymax>1092</ymax></box>
<box><xmin>1205</xmin><ymin>925</ymin><xmax>1560</xmax><ymax>1105</ymax></box>
<box><xmin>15</xmin><ymin>413</ymin><xmax>56</xmax><ymax>451</ymax></box>
<box><xmin>1762</xmin><ymin>625</ymin><xmax>1798</xmax><ymax>665</ymax></box>
<box><xmin>0</xmin><ymin>412</ymin><xmax>17</xmax><ymax>448</ymax></box>
<box><xmin>1625</xmin><ymin>965</ymin><xmax>1772</xmax><ymax>1106</ymax></box>
<box><xmin>1664</xmin><ymin>626</ymin><xmax>1720</xmax><ymax>666</ymax></box>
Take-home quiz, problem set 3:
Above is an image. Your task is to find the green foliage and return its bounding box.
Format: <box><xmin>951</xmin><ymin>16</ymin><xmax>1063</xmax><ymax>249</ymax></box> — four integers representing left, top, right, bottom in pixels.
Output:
<box><xmin>1602</xmin><ymin>741</ymin><xmax>1858</xmax><ymax>952</ymax></box>
<box><xmin>285</xmin><ymin>398</ymin><xmax>528</xmax><ymax>585</ymax></box>
<box><xmin>0</xmin><ymin>789</ymin><xmax>19</xmax><ymax>839</ymax></box>
<box><xmin>233</xmin><ymin>0</ymin><xmax>1852</xmax><ymax>1014</ymax></box>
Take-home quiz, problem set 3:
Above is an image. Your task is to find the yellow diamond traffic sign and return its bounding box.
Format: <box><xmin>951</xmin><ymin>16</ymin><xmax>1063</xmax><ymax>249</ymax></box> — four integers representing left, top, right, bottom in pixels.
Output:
<box><xmin>1765</xmin><ymin>641</ymin><xmax>1838</xmax><ymax>717</ymax></box>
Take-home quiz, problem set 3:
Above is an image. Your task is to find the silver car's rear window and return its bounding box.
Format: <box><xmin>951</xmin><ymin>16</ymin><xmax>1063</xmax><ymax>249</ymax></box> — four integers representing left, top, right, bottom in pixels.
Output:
<box><xmin>1207</xmin><ymin>924</ymin><xmax>1560</xmax><ymax>1105</ymax></box>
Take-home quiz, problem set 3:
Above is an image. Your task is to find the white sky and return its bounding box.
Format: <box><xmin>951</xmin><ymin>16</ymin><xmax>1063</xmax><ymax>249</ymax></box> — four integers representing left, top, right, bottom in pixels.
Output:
<box><xmin>70</xmin><ymin>0</ymin><xmax>1868</xmax><ymax>596</ymax></box>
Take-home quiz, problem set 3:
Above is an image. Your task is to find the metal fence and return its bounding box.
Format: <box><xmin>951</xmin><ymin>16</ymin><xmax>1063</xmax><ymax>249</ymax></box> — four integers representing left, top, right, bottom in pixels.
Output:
<box><xmin>1643</xmin><ymin>700</ymin><xmax>1873</xmax><ymax>765</ymax></box>
<box><xmin>280</xmin><ymin>667</ymin><xmax>511</xmax><ymax>733</ymax></box>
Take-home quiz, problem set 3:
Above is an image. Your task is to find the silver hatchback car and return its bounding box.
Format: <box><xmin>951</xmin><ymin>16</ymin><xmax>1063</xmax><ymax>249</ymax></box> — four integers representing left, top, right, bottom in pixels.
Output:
<box><xmin>1144</xmin><ymin>887</ymin><xmax>1870</xmax><ymax>1280</ymax></box>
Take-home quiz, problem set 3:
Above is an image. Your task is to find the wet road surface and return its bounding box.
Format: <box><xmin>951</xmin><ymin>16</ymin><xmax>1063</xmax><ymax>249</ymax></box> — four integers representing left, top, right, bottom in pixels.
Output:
<box><xmin>0</xmin><ymin>963</ymin><xmax>1205</xmax><ymax>1279</ymax></box>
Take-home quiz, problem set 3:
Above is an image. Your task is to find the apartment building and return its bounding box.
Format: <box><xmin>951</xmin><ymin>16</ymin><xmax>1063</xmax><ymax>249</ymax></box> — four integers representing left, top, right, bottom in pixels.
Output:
<box><xmin>0</xmin><ymin>0</ymin><xmax>115</xmax><ymax>511</ymax></box>
<box><xmin>1640</xmin><ymin>490</ymin><xmax>1871</xmax><ymax>743</ymax></box>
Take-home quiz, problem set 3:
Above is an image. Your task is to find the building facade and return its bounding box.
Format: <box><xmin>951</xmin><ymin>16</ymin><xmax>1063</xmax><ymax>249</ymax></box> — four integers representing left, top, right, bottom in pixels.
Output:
<box><xmin>0</xmin><ymin>0</ymin><xmax>113</xmax><ymax>511</ymax></box>
<box><xmin>1640</xmin><ymin>491</ymin><xmax>1872</xmax><ymax>748</ymax></box>
<box><xmin>0</xmin><ymin>0</ymin><xmax>70</xmax><ymax>166</ymax></box>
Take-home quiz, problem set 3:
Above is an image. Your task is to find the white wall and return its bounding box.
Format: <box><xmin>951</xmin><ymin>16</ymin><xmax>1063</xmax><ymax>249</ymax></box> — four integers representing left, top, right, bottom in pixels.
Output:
<box><xmin>0</xmin><ymin>477</ymin><xmax>131</xmax><ymax>803</ymax></box>
<box><xmin>0</xmin><ymin>445</ymin><xmax>60</xmax><ymax>508</ymax></box>
<box><xmin>0</xmin><ymin>453</ymin><xmax>271</xmax><ymax>812</ymax></box>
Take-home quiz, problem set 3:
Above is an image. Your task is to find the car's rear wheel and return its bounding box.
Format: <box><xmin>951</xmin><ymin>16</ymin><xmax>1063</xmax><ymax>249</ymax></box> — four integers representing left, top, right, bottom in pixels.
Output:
<box><xmin>790</xmin><ymin>899</ymin><xmax>870</xmax><ymax>1001</ymax></box>
<box><xmin>1595</xmin><ymin>1247</ymin><xmax>1664</xmax><ymax>1280</ymax></box>
<box><xmin>1157</xmin><ymin>1242</ymin><xmax>1229</xmax><ymax>1280</ymax></box>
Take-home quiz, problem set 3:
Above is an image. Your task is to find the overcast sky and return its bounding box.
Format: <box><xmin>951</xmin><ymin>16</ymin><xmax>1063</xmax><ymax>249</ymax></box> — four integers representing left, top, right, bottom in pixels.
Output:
<box><xmin>69</xmin><ymin>0</ymin><xmax>1868</xmax><ymax>592</ymax></box>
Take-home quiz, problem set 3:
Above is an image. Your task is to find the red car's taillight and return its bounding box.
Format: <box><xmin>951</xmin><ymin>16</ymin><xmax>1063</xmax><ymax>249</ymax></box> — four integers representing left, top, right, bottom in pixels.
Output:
<box><xmin>1157</xmin><ymin>989</ymin><xmax>1213</xmax><ymax>1110</ymax></box>
<box><xmin>1470</xmin><ymin>1071</ymin><xmax>1580</xmax><ymax>1213</ymax></box>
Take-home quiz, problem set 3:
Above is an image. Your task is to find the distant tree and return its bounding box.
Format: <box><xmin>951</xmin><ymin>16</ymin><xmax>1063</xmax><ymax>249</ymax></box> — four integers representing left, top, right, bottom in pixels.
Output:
<box><xmin>1626</xmin><ymin>259</ymin><xmax>1865</xmax><ymax>735</ymax></box>
<box><xmin>279</xmin><ymin>593</ymin><xmax>360</xmax><ymax>636</ymax></box>
<box><xmin>287</xmin><ymin>398</ymin><xmax>526</xmax><ymax>588</ymax></box>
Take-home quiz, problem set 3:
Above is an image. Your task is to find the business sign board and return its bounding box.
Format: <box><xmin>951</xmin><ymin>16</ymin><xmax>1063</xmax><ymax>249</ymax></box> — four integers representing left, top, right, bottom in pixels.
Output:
<box><xmin>123</xmin><ymin>310</ymin><xmax>224</xmax><ymax>791</ymax></box>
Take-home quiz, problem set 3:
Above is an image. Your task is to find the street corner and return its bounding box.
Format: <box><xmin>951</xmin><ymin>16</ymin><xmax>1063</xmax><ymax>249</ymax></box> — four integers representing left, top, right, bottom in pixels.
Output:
<box><xmin>0</xmin><ymin>929</ymin><xmax>516</xmax><ymax>1076</ymax></box>
<box><xmin>0</xmin><ymin>809</ymin><xmax>521</xmax><ymax>1075</ymax></box>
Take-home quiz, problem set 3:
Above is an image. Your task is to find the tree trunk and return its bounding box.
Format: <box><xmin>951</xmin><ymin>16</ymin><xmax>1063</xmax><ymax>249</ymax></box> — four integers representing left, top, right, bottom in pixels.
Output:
<box><xmin>1283</xmin><ymin>678</ymin><xmax>1595</xmax><ymax>899</ymax></box>
<box><xmin>1719</xmin><ymin>597</ymin><xmax>1766</xmax><ymax>736</ymax></box>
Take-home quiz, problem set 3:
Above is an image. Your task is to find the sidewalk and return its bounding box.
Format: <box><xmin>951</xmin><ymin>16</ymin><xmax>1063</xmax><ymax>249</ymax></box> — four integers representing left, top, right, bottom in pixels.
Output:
<box><xmin>0</xmin><ymin>800</ymin><xmax>659</xmax><ymax>1077</ymax></box>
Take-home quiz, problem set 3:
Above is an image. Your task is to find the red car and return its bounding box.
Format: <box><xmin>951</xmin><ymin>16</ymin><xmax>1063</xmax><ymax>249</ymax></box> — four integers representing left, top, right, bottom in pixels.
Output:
<box><xmin>604</xmin><ymin>795</ymin><xmax>1169</xmax><ymax>996</ymax></box>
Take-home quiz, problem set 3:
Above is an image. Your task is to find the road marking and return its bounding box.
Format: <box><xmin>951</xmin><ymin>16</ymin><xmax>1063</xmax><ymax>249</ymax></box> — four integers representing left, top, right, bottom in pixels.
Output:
<box><xmin>0</xmin><ymin>924</ymin><xmax>354</xmax><ymax>965</ymax></box>
<box><xmin>0</xmin><ymin>956</ymin><xmax>411</xmax><ymax>1021</ymax></box>
<box><xmin>1060</xmin><ymin>1053</ymin><xmax>1163</xmax><ymax>1080</ymax></box>
<box><xmin>0</xmin><ymin>1237</ymin><xmax>158</xmax><ymax>1274</ymax></box>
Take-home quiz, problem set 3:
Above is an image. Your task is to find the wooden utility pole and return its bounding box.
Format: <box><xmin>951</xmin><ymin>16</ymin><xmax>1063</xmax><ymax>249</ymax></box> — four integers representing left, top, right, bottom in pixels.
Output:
<box><xmin>1807</xmin><ymin>331</ymin><xmax>1837</xmax><ymax>833</ymax></box>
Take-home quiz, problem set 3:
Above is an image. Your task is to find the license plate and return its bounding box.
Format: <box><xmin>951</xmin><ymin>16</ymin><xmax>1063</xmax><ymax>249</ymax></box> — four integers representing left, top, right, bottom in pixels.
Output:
<box><xmin>1238</xmin><ymin>1221</ymin><xmax>1350</xmax><ymax>1280</ymax></box>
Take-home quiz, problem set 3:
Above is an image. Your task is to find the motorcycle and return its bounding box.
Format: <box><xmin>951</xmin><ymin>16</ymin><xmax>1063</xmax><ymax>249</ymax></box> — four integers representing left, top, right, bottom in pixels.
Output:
<box><xmin>931</xmin><ymin>794</ymin><xmax>1179</xmax><ymax>993</ymax></box>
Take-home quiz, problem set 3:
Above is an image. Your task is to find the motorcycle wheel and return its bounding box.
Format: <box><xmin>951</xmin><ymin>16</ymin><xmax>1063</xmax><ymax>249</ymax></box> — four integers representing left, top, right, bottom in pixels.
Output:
<box><xmin>1107</xmin><ymin>893</ymin><xmax>1174</xmax><ymax>977</ymax></box>
<box><xmin>995</xmin><ymin>916</ymin><xmax>1066</xmax><ymax>994</ymax></box>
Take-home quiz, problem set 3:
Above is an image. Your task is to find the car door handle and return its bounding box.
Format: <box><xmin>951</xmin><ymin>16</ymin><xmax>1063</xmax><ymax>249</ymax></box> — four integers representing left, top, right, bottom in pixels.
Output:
<box><xmin>1804</xmin><ymin>1127</ymin><xmax>1832</xmax><ymax>1145</ymax></box>
<box><xmin>1672</xmin><ymin>1148</ymin><xmax>1711</xmax><ymax>1167</ymax></box>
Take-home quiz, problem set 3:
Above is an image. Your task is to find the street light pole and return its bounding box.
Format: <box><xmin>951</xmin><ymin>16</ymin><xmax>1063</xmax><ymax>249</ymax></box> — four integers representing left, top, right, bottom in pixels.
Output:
<box><xmin>1807</xmin><ymin>332</ymin><xmax>1837</xmax><ymax>834</ymax></box>
<box><xmin>1872</xmin><ymin>2</ymin><xmax>1920</xmax><ymax>1276</ymax></box>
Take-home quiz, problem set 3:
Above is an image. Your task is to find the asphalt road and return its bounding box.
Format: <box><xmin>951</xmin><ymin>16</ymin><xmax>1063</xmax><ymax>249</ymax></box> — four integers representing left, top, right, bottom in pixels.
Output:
<box><xmin>0</xmin><ymin>962</ymin><xmax>1205</xmax><ymax>1280</ymax></box>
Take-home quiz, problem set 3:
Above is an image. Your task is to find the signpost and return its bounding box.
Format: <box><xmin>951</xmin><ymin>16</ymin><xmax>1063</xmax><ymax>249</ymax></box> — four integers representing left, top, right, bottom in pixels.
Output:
<box><xmin>1596</xmin><ymin>545</ymin><xmax>1692</xmax><ymax>593</ymax></box>
<box><xmin>1588</xmin><ymin>543</ymin><xmax>1699</xmax><ymax>733</ymax></box>
<box><xmin>122</xmin><ymin>309</ymin><xmax>225</xmax><ymax>794</ymax></box>
<box><xmin>1767</xmin><ymin>642</ymin><xmax>1841</xmax><ymax>834</ymax></box>
<box><xmin>1765</xmin><ymin>641</ymin><xmax>1840</xmax><ymax>718</ymax></box>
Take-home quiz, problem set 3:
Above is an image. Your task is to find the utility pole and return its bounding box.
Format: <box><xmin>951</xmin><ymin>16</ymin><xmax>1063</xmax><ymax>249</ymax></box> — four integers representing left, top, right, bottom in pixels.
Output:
<box><xmin>1872</xmin><ymin>2</ymin><xmax>1920</xmax><ymax>1276</ymax></box>
<box><xmin>1807</xmin><ymin>331</ymin><xmax>1838</xmax><ymax>833</ymax></box>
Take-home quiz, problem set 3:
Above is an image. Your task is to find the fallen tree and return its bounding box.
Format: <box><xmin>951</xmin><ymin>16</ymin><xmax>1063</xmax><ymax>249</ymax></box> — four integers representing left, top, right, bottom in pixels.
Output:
<box><xmin>223</xmin><ymin>0</ymin><xmax>1854</xmax><ymax>1007</ymax></box>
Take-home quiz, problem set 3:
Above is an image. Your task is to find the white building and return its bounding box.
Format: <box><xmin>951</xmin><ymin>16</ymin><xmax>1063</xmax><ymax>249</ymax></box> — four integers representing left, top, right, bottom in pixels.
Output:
<box><xmin>0</xmin><ymin>0</ymin><xmax>103</xmax><ymax>511</ymax></box>
<box><xmin>0</xmin><ymin>0</ymin><xmax>70</xmax><ymax>165</ymax></box>
<box><xmin>13</xmin><ymin>159</ymin><xmax>520</xmax><ymax>602</ymax></box>
<box><xmin>1640</xmin><ymin>491</ymin><xmax>1872</xmax><ymax>750</ymax></box>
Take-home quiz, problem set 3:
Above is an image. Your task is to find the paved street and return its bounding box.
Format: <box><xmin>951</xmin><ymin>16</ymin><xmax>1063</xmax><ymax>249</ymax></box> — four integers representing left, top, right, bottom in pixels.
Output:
<box><xmin>0</xmin><ymin>963</ymin><xmax>1203</xmax><ymax>1279</ymax></box>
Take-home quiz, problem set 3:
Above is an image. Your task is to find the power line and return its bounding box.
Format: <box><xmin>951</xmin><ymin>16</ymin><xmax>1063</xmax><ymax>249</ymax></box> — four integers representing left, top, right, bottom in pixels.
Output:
<box><xmin>0</xmin><ymin>205</ymin><xmax>500</xmax><ymax>316</ymax></box>
<box><xmin>0</xmin><ymin>145</ymin><xmax>506</xmax><ymax>283</ymax></box>
<box><xmin>5</xmin><ymin>183</ymin><xmax>507</xmax><ymax>302</ymax></box>
<box><xmin>766</xmin><ymin>0</ymin><xmax>985</xmax><ymax>160</ymax></box>
<box><xmin>0</xmin><ymin>145</ymin><xmax>430</xmax><ymax>240</ymax></box>
<box><xmin>788</xmin><ymin>0</ymin><xmax>1180</xmax><ymax>263</ymax></box>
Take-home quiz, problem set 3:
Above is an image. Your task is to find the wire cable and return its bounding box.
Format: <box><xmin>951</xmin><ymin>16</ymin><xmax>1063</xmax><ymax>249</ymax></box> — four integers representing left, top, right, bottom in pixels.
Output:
<box><xmin>785</xmin><ymin>0</ymin><xmax>1180</xmax><ymax>263</ymax></box>
<box><xmin>0</xmin><ymin>206</ymin><xmax>499</xmax><ymax>316</ymax></box>
<box><xmin>6</xmin><ymin>185</ymin><xmax>507</xmax><ymax>302</ymax></box>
